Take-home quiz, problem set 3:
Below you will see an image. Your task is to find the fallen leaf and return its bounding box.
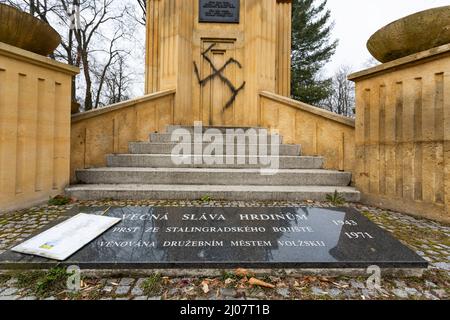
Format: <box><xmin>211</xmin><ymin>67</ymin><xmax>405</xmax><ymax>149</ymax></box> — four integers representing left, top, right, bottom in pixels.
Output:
<box><xmin>249</xmin><ymin>277</ymin><xmax>275</xmax><ymax>289</ymax></box>
<box><xmin>82</xmin><ymin>286</ymin><xmax>95</xmax><ymax>292</ymax></box>
<box><xmin>235</xmin><ymin>268</ymin><xmax>250</xmax><ymax>277</ymax></box>
<box><xmin>201</xmin><ymin>280</ymin><xmax>210</xmax><ymax>294</ymax></box>
<box><xmin>332</xmin><ymin>282</ymin><xmax>348</xmax><ymax>289</ymax></box>
<box><xmin>303</xmin><ymin>276</ymin><xmax>318</xmax><ymax>283</ymax></box>
<box><xmin>179</xmin><ymin>279</ymin><xmax>190</xmax><ymax>286</ymax></box>
<box><xmin>224</xmin><ymin>278</ymin><xmax>234</xmax><ymax>285</ymax></box>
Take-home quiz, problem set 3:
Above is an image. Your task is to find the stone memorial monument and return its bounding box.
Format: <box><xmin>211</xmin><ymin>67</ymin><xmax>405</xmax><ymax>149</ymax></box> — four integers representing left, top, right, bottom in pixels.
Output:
<box><xmin>0</xmin><ymin>206</ymin><xmax>427</xmax><ymax>270</ymax></box>
<box><xmin>145</xmin><ymin>0</ymin><xmax>292</xmax><ymax>126</ymax></box>
<box><xmin>0</xmin><ymin>1</ymin><xmax>438</xmax><ymax>274</ymax></box>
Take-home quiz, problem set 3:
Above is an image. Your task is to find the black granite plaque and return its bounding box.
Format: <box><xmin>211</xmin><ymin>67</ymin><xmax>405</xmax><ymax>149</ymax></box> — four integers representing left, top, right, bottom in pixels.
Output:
<box><xmin>0</xmin><ymin>207</ymin><xmax>427</xmax><ymax>269</ymax></box>
<box><xmin>199</xmin><ymin>0</ymin><xmax>240</xmax><ymax>23</ymax></box>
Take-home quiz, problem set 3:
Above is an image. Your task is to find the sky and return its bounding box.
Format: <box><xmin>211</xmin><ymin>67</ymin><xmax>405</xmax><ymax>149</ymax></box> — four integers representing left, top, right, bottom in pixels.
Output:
<box><xmin>324</xmin><ymin>0</ymin><xmax>450</xmax><ymax>76</ymax></box>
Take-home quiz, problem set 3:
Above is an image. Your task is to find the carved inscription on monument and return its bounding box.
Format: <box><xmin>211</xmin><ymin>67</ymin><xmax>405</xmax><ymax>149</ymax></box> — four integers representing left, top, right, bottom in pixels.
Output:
<box><xmin>199</xmin><ymin>0</ymin><xmax>240</xmax><ymax>23</ymax></box>
<box><xmin>0</xmin><ymin>206</ymin><xmax>428</xmax><ymax>269</ymax></box>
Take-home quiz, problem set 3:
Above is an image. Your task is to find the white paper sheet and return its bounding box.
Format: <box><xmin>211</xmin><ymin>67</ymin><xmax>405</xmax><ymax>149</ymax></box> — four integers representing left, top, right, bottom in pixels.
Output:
<box><xmin>12</xmin><ymin>213</ymin><xmax>121</xmax><ymax>261</ymax></box>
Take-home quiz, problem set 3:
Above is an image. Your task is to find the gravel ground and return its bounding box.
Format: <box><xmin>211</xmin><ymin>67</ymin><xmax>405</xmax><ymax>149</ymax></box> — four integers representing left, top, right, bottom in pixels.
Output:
<box><xmin>0</xmin><ymin>199</ymin><xmax>449</xmax><ymax>300</ymax></box>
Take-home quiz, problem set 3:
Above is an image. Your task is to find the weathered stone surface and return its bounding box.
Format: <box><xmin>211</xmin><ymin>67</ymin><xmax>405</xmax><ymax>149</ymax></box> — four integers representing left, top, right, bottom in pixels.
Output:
<box><xmin>328</xmin><ymin>288</ymin><xmax>342</xmax><ymax>297</ymax></box>
<box><xmin>0</xmin><ymin>4</ymin><xmax>60</xmax><ymax>56</ymax></box>
<box><xmin>131</xmin><ymin>285</ymin><xmax>144</xmax><ymax>296</ymax></box>
<box><xmin>0</xmin><ymin>288</ymin><xmax>18</xmax><ymax>296</ymax></box>
<box><xmin>276</xmin><ymin>288</ymin><xmax>290</xmax><ymax>298</ymax></box>
<box><xmin>115</xmin><ymin>286</ymin><xmax>130</xmax><ymax>296</ymax></box>
<box><xmin>119</xmin><ymin>278</ymin><xmax>135</xmax><ymax>286</ymax></box>
<box><xmin>392</xmin><ymin>289</ymin><xmax>408</xmax><ymax>299</ymax></box>
<box><xmin>220</xmin><ymin>288</ymin><xmax>237</xmax><ymax>297</ymax></box>
<box><xmin>350</xmin><ymin>280</ymin><xmax>365</xmax><ymax>289</ymax></box>
<box><xmin>433</xmin><ymin>262</ymin><xmax>450</xmax><ymax>271</ymax></box>
<box><xmin>0</xmin><ymin>295</ymin><xmax>19</xmax><ymax>300</ymax></box>
<box><xmin>311</xmin><ymin>287</ymin><xmax>327</xmax><ymax>296</ymax></box>
<box><xmin>367</xmin><ymin>6</ymin><xmax>450</xmax><ymax>62</ymax></box>
<box><xmin>102</xmin><ymin>286</ymin><xmax>113</xmax><ymax>293</ymax></box>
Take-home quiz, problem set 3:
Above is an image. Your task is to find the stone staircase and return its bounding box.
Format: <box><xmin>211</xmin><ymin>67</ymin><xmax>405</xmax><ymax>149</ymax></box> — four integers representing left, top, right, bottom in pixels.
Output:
<box><xmin>66</xmin><ymin>125</ymin><xmax>360</xmax><ymax>202</ymax></box>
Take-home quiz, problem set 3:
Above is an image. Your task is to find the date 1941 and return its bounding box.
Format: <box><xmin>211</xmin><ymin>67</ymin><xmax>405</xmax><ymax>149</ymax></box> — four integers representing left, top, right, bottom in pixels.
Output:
<box><xmin>180</xmin><ymin>304</ymin><xmax>270</xmax><ymax>318</ymax></box>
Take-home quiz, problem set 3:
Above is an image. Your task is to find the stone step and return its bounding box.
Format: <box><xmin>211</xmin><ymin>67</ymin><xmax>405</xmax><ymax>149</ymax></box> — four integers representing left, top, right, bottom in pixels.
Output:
<box><xmin>129</xmin><ymin>142</ymin><xmax>301</xmax><ymax>156</ymax></box>
<box><xmin>66</xmin><ymin>184</ymin><xmax>361</xmax><ymax>202</ymax></box>
<box><xmin>150</xmin><ymin>132</ymin><xmax>283</xmax><ymax>144</ymax></box>
<box><xmin>166</xmin><ymin>125</ymin><xmax>266</xmax><ymax>134</ymax></box>
<box><xmin>76</xmin><ymin>168</ymin><xmax>352</xmax><ymax>186</ymax></box>
<box><xmin>106</xmin><ymin>154</ymin><xmax>324</xmax><ymax>169</ymax></box>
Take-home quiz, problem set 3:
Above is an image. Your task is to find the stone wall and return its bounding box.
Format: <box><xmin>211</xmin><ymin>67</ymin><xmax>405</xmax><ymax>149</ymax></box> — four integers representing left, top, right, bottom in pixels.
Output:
<box><xmin>349</xmin><ymin>44</ymin><xmax>450</xmax><ymax>223</ymax></box>
<box><xmin>70</xmin><ymin>89</ymin><xmax>176</xmax><ymax>182</ymax></box>
<box><xmin>0</xmin><ymin>42</ymin><xmax>78</xmax><ymax>213</ymax></box>
<box><xmin>259</xmin><ymin>91</ymin><xmax>356</xmax><ymax>173</ymax></box>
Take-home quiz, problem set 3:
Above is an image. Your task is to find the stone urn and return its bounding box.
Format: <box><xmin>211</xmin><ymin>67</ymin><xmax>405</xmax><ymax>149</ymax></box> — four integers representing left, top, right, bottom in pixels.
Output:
<box><xmin>367</xmin><ymin>5</ymin><xmax>450</xmax><ymax>63</ymax></box>
<box><xmin>0</xmin><ymin>4</ymin><xmax>61</xmax><ymax>56</ymax></box>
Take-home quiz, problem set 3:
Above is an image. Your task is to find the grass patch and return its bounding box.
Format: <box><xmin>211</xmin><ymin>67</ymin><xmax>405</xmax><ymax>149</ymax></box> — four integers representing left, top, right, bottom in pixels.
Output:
<box><xmin>200</xmin><ymin>195</ymin><xmax>213</xmax><ymax>202</ymax></box>
<box><xmin>16</xmin><ymin>271</ymin><xmax>45</xmax><ymax>288</ymax></box>
<box><xmin>0</xmin><ymin>273</ymin><xmax>11</xmax><ymax>285</ymax></box>
<box><xmin>141</xmin><ymin>273</ymin><xmax>164</xmax><ymax>296</ymax></box>
<box><xmin>422</xmin><ymin>270</ymin><xmax>450</xmax><ymax>287</ymax></box>
<box><xmin>48</xmin><ymin>195</ymin><xmax>72</xmax><ymax>206</ymax></box>
<box><xmin>15</xmin><ymin>268</ymin><xmax>72</xmax><ymax>298</ymax></box>
<box><xmin>326</xmin><ymin>190</ymin><xmax>346</xmax><ymax>206</ymax></box>
<box><xmin>220</xmin><ymin>271</ymin><xmax>240</xmax><ymax>282</ymax></box>
<box><xmin>101</xmin><ymin>198</ymin><xmax>115</xmax><ymax>202</ymax></box>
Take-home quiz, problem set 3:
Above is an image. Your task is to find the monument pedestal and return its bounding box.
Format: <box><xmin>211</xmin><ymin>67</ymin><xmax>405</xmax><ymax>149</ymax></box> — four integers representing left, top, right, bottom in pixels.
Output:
<box><xmin>145</xmin><ymin>0</ymin><xmax>292</xmax><ymax>126</ymax></box>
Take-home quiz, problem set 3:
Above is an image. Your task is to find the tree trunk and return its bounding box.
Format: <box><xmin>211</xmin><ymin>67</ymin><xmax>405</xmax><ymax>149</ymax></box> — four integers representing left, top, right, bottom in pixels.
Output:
<box><xmin>81</xmin><ymin>50</ymin><xmax>93</xmax><ymax>111</ymax></box>
<box><xmin>30</xmin><ymin>0</ymin><xmax>36</xmax><ymax>15</ymax></box>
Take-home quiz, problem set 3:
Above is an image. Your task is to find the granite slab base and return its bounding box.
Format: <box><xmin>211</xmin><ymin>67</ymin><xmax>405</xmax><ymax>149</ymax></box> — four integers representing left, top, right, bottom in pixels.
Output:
<box><xmin>0</xmin><ymin>207</ymin><xmax>428</xmax><ymax>271</ymax></box>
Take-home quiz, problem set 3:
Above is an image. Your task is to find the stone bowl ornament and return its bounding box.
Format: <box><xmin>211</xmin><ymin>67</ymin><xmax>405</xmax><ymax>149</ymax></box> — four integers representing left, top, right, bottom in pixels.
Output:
<box><xmin>367</xmin><ymin>5</ymin><xmax>450</xmax><ymax>63</ymax></box>
<box><xmin>0</xmin><ymin>4</ymin><xmax>61</xmax><ymax>56</ymax></box>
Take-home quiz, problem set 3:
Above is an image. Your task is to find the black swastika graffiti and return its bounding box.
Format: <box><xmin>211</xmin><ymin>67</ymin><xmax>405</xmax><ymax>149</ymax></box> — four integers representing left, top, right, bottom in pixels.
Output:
<box><xmin>194</xmin><ymin>43</ymin><xmax>246</xmax><ymax>111</ymax></box>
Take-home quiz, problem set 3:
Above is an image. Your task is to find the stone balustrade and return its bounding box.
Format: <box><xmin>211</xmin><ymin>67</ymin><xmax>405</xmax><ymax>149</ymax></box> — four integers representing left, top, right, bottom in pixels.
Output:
<box><xmin>259</xmin><ymin>91</ymin><xmax>356</xmax><ymax>173</ymax></box>
<box><xmin>0</xmin><ymin>42</ymin><xmax>78</xmax><ymax>212</ymax></box>
<box><xmin>70</xmin><ymin>89</ymin><xmax>176</xmax><ymax>182</ymax></box>
<box><xmin>349</xmin><ymin>43</ymin><xmax>450</xmax><ymax>223</ymax></box>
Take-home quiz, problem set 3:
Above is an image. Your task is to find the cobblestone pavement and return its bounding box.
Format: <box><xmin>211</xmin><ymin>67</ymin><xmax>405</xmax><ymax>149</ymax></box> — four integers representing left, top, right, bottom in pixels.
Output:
<box><xmin>0</xmin><ymin>200</ymin><xmax>449</xmax><ymax>300</ymax></box>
